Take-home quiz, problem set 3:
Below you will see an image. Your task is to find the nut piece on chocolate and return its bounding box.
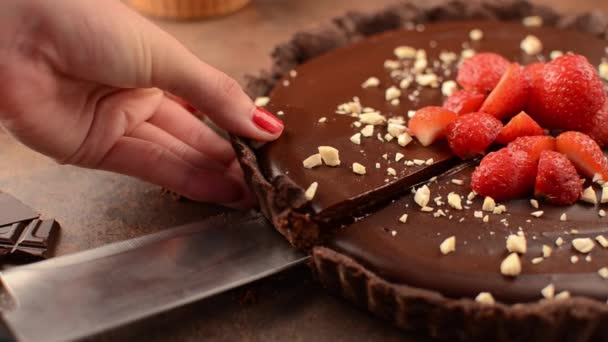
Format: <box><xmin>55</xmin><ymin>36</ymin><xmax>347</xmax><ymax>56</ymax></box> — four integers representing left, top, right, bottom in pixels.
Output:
<box><xmin>302</xmin><ymin>154</ymin><xmax>323</xmax><ymax>169</ymax></box>
<box><xmin>439</xmin><ymin>236</ymin><xmax>456</xmax><ymax>255</ymax></box>
<box><xmin>506</xmin><ymin>234</ymin><xmax>527</xmax><ymax>254</ymax></box>
<box><xmin>475</xmin><ymin>292</ymin><xmax>495</xmax><ymax>305</ymax></box>
<box><xmin>318</xmin><ymin>146</ymin><xmax>341</xmax><ymax>166</ymax></box>
<box><xmin>500</xmin><ymin>253</ymin><xmax>522</xmax><ymax>276</ymax></box>
<box><xmin>572</xmin><ymin>238</ymin><xmax>595</xmax><ymax>254</ymax></box>
<box><xmin>305</xmin><ymin>182</ymin><xmax>318</xmax><ymax>201</ymax></box>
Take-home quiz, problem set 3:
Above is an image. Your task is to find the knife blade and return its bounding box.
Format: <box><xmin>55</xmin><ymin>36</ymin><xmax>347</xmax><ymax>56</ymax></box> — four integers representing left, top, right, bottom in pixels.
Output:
<box><xmin>0</xmin><ymin>210</ymin><xmax>307</xmax><ymax>342</ymax></box>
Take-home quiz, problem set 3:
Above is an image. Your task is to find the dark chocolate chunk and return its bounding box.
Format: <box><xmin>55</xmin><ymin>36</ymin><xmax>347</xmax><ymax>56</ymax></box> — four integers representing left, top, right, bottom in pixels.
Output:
<box><xmin>0</xmin><ymin>193</ymin><xmax>39</xmax><ymax>227</ymax></box>
<box><xmin>0</xmin><ymin>219</ymin><xmax>59</xmax><ymax>262</ymax></box>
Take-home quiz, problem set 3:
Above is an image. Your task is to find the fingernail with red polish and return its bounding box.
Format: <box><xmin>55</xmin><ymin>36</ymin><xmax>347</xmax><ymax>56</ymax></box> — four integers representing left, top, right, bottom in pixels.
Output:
<box><xmin>252</xmin><ymin>107</ymin><xmax>283</xmax><ymax>134</ymax></box>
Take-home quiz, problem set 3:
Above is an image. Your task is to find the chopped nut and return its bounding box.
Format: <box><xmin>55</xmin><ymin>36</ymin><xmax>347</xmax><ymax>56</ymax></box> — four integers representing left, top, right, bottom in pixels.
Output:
<box><xmin>375</xmin><ymin>163</ymin><xmax>381</xmax><ymax>169</ymax></box>
<box><xmin>289</xmin><ymin>70</ymin><xmax>297</xmax><ymax>77</ymax></box>
<box><xmin>350</xmin><ymin>133</ymin><xmax>362</xmax><ymax>145</ymax></box>
<box><xmin>560</xmin><ymin>213</ymin><xmax>567</xmax><ymax>221</ymax></box>
<box><xmin>599</xmin><ymin>62</ymin><xmax>608</xmax><ymax>81</ymax></box>
<box><xmin>433</xmin><ymin>209</ymin><xmax>446</xmax><ymax>218</ymax></box>
<box><xmin>586</xmin><ymin>255</ymin><xmax>592</xmax><ymax>262</ymax></box>
<box><xmin>425</xmin><ymin>158</ymin><xmax>434</xmax><ymax>165</ymax></box>
<box><xmin>353</xmin><ymin>121</ymin><xmax>362</xmax><ymax>128</ymax></box>
<box><xmin>475</xmin><ymin>292</ymin><xmax>495</xmax><ymax>305</ymax></box>
<box><xmin>542</xmin><ymin>245</ymin><xmax>552</xmax><ymax>258</ymax></box>
<box><xmin>384</xmin><ymin>60</ymin><xmax>400</xmax><ymax>70</ymax></box>
<box><xmin>254</xmin><ymin>96</ymin><xmax>270</xmax><ymax>107</ymax></box>
<box><xmin>395</xmin><ymin>153</ymin><xmax>405</xmax><ymax>162</ymax></box>
<box><xmin>572</xmin><ymin>238</ymin><xmax>595</xmax><ymax>254</ymax></box>
<box><xmin>302</xmin><ymin>154</ymin><xmax>323</xmax><ymax>169</ymax></box>
<box><xmin>596</xmin><ymin>235</ymin><xmax>608</xmax><ymax>248</ymax></box>
<box><xmin>394</xmin><ymin>46</ymin><xmax>417</xmax><ymax>59</ymax></box>
<box><xmin>361</xmin><ymin>77</ymin><xmax>380</xmax><ymax>88</ymax></box>
<box><xmin>556</xmin><ymin>237</ymin><xmax>565</xmax><ymax>247</ymax></box>
<box><xmin>407</xmin><ymin>110</ymin><xmax>416</xmax><ymax>119</ymax></box>
<box><xmin>441</xmin><ymin>80</ymin><xmax>458</xmax><ymax>97</ymax></box>
<box><xmin>601</xmin><ymin>187</ymin><xmax>608</xmax><ymax>203</ymax></box>
<box><xmin>414</xmin><ymin>185</ymin><xmax>431</xmax><ymax>208</ymax></box>
<box><xmin>581</xmin><ymin>186</ymin><xmax>597</xmax><ymax>204</ymax></box>
<box><xmin>474</xmin><ymin>211</ymin><xmax>483</xmax><ymax>218</ymax></box>
<box><xmin>522</xmin><ymin>15</ymin><xmax>543</xmax><ymax>27</ymax></box>
<box><xmin>385</xmin><ymin>86</ymin><xmax>402</xmax><ymax>101</ymax></box>
<box><xmin>447</xmin><ymin>192</ymin><xmax>463</xmax><ymax>210</ymax></box>
<box><xmin>361</xmin><ymin>125</ymin><xmax>374</xmax><ymax>137</ymax></box>
<box><xmin>451</xmin><ymin>179</ymin><xmax>464</xmax><ymax>185</ymax></box>
<box><xmin>416</xmin><ymin>73</ymin><xmax>439</xmax><ymax>87</ymax></box>
<box><xmin>541</xmin><ymin>284</ymin><xmax>555</xmax><ymax>299</ymax></box>
<box><xmin>399</xmin><ymin>77</ymin><xmax>413</xmax><ymax>89</ymax></box>
<box><xmin>571</xmin><ymin>255</ymin><xmax>579</xmax><ymax>264</ymax></box>
<box><xmin>506</xmin><ymin>234</ymin><xmax>527</xmax><ymax>254</ymax></box>
<box><xmin>469</xmin><ymin>29</ymin><xmax>483</xmax><ymax>41</ymax></box>
<box><xmin>440</xmin><ymin>236</ymin><xmax>456</xmax><ymax>255</ymax></box>
<box><xmin>530</xmin><ymin>211</ymin><xmax>544</xmax><ymax>218</ymax></box>
<box><xmin>413</xmin><ymin>58</ymin><xmax>428</xmax><ymax>72</ymax></box>
<box><xmin>555</xmin><ymin>291</ymin><xmax>570</xmax><ymax>300</ymax></box>
<box><xmin>483</xmin><ymin>215</ymin><xmax>489</xmax><ymax>223</ymax></box>
<box><xmin>421</xmin><ymin>206</ymin><xmax>434</xmax><ymax>212</ymax></box>
<box><xmin>390</xmin><ymin>99</ymin><xmax>400</xmax><ymax>106</ymax></box>
<box><xmin>467</xmin><ymin>191</ymin><xmax>476</xmax><ymax>201</ymax></box>
<box><xmin>413</xmin><ymin>159</ymin><xmax>425</xmax><ymax>165</ymax></box>
<box><xmin>359</xmin><ymin>112</ymin><xmax>386</xmax><ymax>125</ymax></box>
<box><xmin>318</xmin><ymin>117</ymin><xmax>327</xmax><ymax>123</ymax></box>
<box><xmin>397</xmin><ymin>133</ymin><xmax>413</xmax><ymax>147</ymax></box>
<box><xmin>304</xmin><ymin>182</ymin><xmax>318</xmax><ymax>200</ymax></box>
<box><xmin>461</xmin><ymin>48</ymin><xmax>475</xmax><ymax>59</ymax></box>
<box><xmin>439</xmin><ymin>51</ymin><xmax>458</xmax><ymax>64</ymax></box>
<box><xmin>599</xmin><ymin>267</ymin><xmax>608</xmax><ymax>279</ymax></box>
<box><xmin>493</xmin><ymin>205</ymin><xmax>507</xmax><ymax>215</ymax></box>
<box><xmin>500</xmin><ymin>253</ymin><xmax>522</xmax><ymax>277</ymax></box>
<box><xmin>600</xmin><ymin>209</ymin><xmax>606</xmax><ymax>217</ymax></box>
<box><xmin>482</xmin><ymin>197</ymin><xmax>496</xmax><ymax>212</ymax></box>
<box><xmin>530</xmin><ymin>199</ymin><xmax>539</xmax><ymax>209</ymax></box>
<box><xmin>318</xmin><ymin>146</ymin><xmax>341</xmax><ymax>166</ymax></box>
<box><xmin>532</xmin><ymin>257</ymin><xmax>544</xmax><ymax>265</ymax></box>
<box><xmin>352</xmin><ymin>163</ymin><xmax>366</xmax><ymax>175</ymax></box>
<box><xmin>387</xmin><ymin>123</ymin><xmax>406</xmax><ymax>137</ymax></box>
<box><xmin>387</xmin><ymin>167</ymin><xmax>397</xmax><ymax>176</ymax></box>
<box><xmin>550</xmin><ymin>50</ymin><xmax>563</xmax><ymax>60</ymax></box>
<box><xmin>384</xmin><ymin>133</ymin><xmax>394</xmax><ymax>142</ymax></box>
<box><xmin>399</xmin><ymin>214</ymin><xmax>408</xmax><ymax>223</ymax></box>
<box><xmin>520</xmin><ymin>35</ymin><xmax>543</xmax><ymax>55</ymax></box>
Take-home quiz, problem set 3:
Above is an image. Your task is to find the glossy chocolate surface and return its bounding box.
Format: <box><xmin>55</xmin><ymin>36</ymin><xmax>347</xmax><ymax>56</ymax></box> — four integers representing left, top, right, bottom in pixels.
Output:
<box><xmin>261</xmin><ymin>20</ymin><xmax>608</xmax><ymax>303</ymax></box>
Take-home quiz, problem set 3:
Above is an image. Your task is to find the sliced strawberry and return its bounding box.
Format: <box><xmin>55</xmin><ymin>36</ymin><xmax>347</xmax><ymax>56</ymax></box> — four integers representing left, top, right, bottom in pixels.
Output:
<box><xmin>446</xmin><ymin>112</ymin><xmax>503</xmax><ymax>159</ymax></box>
<box><xmin>408</xmin><ymin>106</ymin><xmax>458</xmax><ymax>146</ymax></box>
<box><xmin>527</xmin><ymin>54</ymin><xmax>606</xmax><ymax>131</ymax></box>
<box><xmin>442</xmin><ymin>90</ymin><xmax>486</xmax><ymax>115</ymax></box>
<box><xmin>555</xmin><ymin>131</ymin><xmax>608</xmax><ymax>181</ymax></box>
<box><xmin>584</xmin><ymin>101</ymin><xmax>608</xmax><ymax>147</ymax></box>
<box><xmin>534</xmin><ymin>150</ymin><xmax>583</xmax><ymax>205</ymax></box>
<box><xmin>456</xmin><ymin>53</ymin><xmax>510</xmax><ymax>93</ymax></box>
<box><xmin>507</xmin><ymin>136</ymin><xmax>556</xmax><ymax>162</ymax></box>
<box><xmin>479</xmin><ymin>63</ymin><xmax>528</xmax><ymax>120</ymax></box>
<box><xmin>495</xmin><ymin>111</ymin><xmax>544</xmax><ymax>145</ymax></box>
<box><xmin>471</xmin><ymin>148</ymin><xmax>537</xmax><ymax>201</ymax></box>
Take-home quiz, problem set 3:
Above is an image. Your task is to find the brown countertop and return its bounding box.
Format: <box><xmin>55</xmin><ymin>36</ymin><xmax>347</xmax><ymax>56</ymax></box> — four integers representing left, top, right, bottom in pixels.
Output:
<box><xmin>1</xmin><ymin>0</ymin><xmax>606</xmax><ymax>340</ymax></box>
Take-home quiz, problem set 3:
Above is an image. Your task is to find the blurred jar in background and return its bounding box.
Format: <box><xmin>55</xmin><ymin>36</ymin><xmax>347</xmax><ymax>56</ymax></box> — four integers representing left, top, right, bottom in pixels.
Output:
<box><xmin>129</xmin><ymin>0</ymin><xmax>251</xmax><ymax>19</ymax></box>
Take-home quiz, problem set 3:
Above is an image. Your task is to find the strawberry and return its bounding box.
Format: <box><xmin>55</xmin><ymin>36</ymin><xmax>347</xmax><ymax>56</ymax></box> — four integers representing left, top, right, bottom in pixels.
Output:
<box><xmin>495</xmin><ymin>111</ymin><xmax>544</xmax><ymax>145</ymax></box>
<box><xmin>584</xmin><ymin>101</ymin><xmax>608</xmax><ymax>147</ymax></box>
<box><xmin>456</xmin><ymin>53</ymin><xmax>510</xmax><ymax>93</ymax></box>
<box><xmin>408</xmin><ymin>106</ymin><xmax>458</xmax><ymax>146</ymax></box>
<box><xmin>527</xmin><ymin>54</ymin><xmax>606</xmax><ymax>131</ymax></box>
<box><xmin>442</xmin><ymin>90</ymin><xmax>486</xmax><ymax>115</ymax></box>
<box><xmin>534</xmin><ymin>150</ymin><xmax>583</xmax><ymax>205</ymax></box>
<box><xmin>555</xmin><ymin>131</ymin><xmax>608</xmax><ymax>181</ymax></box>
<box><xmin>446</xmin><ymin>112</ymin><xmax>503</xmax><ymax>159</ymax></box>
<box><xmin>523</xmin><ymin>62</ymin><xmax>545</xmax><ymax>86</ymax></box>
<box><xmin>507</xmin><ymin>136</ymin><xmax>556</xmax><ymax>162</ymax></box>
<box><xmin>479</xmin><ymin>63</ymin><xmax>528</xmax><ymax>120</ymax></box>
<box><xmin>471</xmin><ymin>148</ymin><xmax>537</xmax><ymax>201</ymax></box>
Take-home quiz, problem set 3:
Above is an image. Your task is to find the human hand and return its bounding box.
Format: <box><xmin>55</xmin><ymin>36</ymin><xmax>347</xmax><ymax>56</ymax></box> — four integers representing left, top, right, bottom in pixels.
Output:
<box><xmin>0</xmin><ymin>0</ymin><xmax>283</xmax><ymax>208</ymax></box>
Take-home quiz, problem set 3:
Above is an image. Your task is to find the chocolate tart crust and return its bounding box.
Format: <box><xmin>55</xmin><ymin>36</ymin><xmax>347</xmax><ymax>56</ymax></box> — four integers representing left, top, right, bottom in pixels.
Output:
<box><xmin>233</xmin><ymin>0</ymin><xmax>608</xmax><ymax>339</ymax></box>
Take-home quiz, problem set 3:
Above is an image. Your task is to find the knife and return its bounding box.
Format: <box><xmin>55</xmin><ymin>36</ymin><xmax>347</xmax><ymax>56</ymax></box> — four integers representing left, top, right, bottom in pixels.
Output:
<box><xmin>0</xmin><ymin>210</ymin><xmax>307</xmax><ymax>342</ymax></box>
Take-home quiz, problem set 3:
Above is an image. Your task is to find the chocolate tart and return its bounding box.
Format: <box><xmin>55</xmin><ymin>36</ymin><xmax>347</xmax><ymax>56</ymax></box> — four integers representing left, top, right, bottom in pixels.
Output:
<box><xmin>233</xmin><ymin>0</ymin><xmax>608</xmax><ymax>339</ymax></box>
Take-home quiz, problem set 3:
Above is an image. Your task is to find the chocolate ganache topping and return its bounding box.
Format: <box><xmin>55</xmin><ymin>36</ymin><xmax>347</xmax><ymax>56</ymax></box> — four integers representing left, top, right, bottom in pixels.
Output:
<box><xmin>257</xmin><ymin>20</ymin><xmax>608</xmax><ymax>303</ymax></box>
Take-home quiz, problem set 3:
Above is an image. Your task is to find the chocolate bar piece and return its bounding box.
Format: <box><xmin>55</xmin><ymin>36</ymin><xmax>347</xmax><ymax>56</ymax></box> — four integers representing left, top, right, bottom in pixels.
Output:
<box><xmin>0</xmin><ymin>219</ymin><xmax>59</xmax><ymax>261</ymax></box>
<box><xmin>0</xmin><ymin>193</ymin><xmax>39</xmax><ymax>227</ymax></box>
